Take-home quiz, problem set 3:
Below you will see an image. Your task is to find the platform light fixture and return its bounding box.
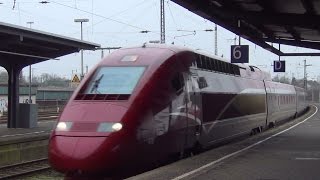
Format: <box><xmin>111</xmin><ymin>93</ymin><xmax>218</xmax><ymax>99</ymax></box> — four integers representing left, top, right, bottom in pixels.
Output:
<box><xmin>74</xmin><ymin>18</ymin><xmax>89</xmax><ymax>80</ymax></box>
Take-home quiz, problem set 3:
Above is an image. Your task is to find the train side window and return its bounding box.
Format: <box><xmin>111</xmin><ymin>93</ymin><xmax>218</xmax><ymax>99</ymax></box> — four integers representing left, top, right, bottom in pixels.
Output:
<box><xmin>233</xmin><ymin>65</ymin><xmax>240</xmax><ymax>75</ymax></box>
<box><xmin>172</xmin><ymin>73</ymin><xmax>185</xmax><ymax>94</ymax></box>
<box><xmin>200</xmin><ymin>56</ymin><xmax>204</xmax><ymax>69</ymax></box>
<box><xmin>285</xmin><ymin>96</ymin><xmax>287</xmax><ymax>104</ymax></box>
<box><xmin>218</xmin><ymin>61</ymin><xmax>222</xmax><ymax>73</ymax></box>
<box><xmin>211</xmin><ymin>60</ymin><xmax>215</xmax><ymax>71</ymax></box>
<box><xmin>212</xmin><ymin>60</ymin><xmax>217</xmax><ymax>71</ymax></box>
<box><xmin>216</xmin><ymin>61</ymin><xmax>222</xmax><ymax>73</ymax></box>
<box><xmin>196</xmin><ymin>55</ymin><xmax>201</xmax><ymax>68</ymax></box>
<box><xmin>198</xmin><ymin>55</ymin><xmax>202</xmax><ymax>69</ymax></box>
<box><xmin>200</xmin><ymin>55</ymin><xmax>206</xmax><ymax>69</ymax></box>
<box><xmin>198</xmin><ymin>77</ymin><xmax>208</xmax><ymax>89</ymax></box>
<box><xmin>197</xmin><ymin>56</ymin><xmax>202</xmax><ymax>68</ymax></box>
<box><xmin>203</xmin><ymin>57</ymin><xmax>207</xmax><ymax>70</ymax></box>
<box><xmin>208</xmin><ymin>58</ymin><xmax>213</xmax><ymax>71</ymax></box>
<box><xmin>192</xmin><ymin>59</ymin><xmax>197</xmax><ymax>67</ymax></box>
<box><xmin>226</xmin><ymin>63</ymin><xmax>231</xmax><ymax>74</ymax></box>
<box><xmin>223</xmin><ymin>62</ymin><xmax>228</xmax><ymax>73</ymax></box>
<box><xmin>230</xmin><ymin>64</ymin><xmax>235</xmax><ymax>75</ymax></box>
<box><xmin>221</xmin><ymin>62</ymin><xmax>226</xmax><ymax>73</ymax></box>
<box><xmin>203</xmin><ymin>56</ymin><xmax>209</xmax><ymax>70</ymax></box>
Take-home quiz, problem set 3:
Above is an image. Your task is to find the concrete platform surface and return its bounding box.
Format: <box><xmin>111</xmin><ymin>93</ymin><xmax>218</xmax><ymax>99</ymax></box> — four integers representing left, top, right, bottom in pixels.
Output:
<box><xmin>0</xmin><ymin>120</ymin><xmax>56</xmax><ymax>167</ymax></box>
<box><xmin>0</xmin><ymin>120</ymin><xmax>56</xmax><ymax>145</ymax></box>
<box><xmin>128</xmin><ymin>104</ymin><xmax>319</xmax><ymax>180</ymax></box>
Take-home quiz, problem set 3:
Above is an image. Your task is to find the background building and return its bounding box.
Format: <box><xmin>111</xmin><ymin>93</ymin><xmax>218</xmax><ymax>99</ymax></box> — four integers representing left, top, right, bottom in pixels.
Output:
<box><xmin>0</xmin><ymin>84</ymin><xmax>37</xmax><ymax>113</ymax></box>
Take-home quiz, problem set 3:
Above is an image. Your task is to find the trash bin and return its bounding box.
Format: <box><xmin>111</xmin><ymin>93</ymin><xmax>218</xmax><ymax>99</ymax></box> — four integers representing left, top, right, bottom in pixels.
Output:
<box><xmin>18</xmin><ymin>103</ymin><xmax>38</xmax><ymax>128</ymax></box>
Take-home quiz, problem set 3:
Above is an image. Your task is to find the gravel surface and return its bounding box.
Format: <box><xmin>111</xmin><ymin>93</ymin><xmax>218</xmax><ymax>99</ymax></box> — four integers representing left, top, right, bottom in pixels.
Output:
<box><xmin>13</xmin><ymin>169</ymin><xmax>64</xmax><ymax>180</ymax></box>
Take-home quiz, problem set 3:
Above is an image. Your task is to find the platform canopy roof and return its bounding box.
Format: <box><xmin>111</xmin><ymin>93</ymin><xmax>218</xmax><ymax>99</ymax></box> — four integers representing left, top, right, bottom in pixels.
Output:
<box><xmin>172</xmin><ymin>0</ymin><xmax>320</xmax><ymax>56</ymax></box>
<box><xmin>0</xmin><ymin>21</ymin><xmax>100</xmax><ymax>68</ymax></box>
<box><xmin>0</xmin><ymin>21</ymin><xmax>100</xmax><ymax>128</ymax></box>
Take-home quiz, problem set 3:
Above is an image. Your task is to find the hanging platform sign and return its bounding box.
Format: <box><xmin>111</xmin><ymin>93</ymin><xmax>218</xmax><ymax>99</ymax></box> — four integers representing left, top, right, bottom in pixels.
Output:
<box><xmin>273</xmin><ymin>61</ymin><xmax>286</xmax><ymax>72</ymax></box>
<box><xmin>231</xmin><ymin>45</ymin><xmax>249</xmax><ymax>63</ymax></box>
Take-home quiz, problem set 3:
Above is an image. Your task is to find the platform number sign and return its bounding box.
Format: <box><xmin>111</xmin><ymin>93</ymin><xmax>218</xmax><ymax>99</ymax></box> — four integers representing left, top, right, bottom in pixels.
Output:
<box><xmin>274</xmin><ymin>61</ymin><xmax>286</xmax><ymax>72</ymax></box>
<box><xmin>231</xmin><ymin>45</ymin><xmax>249</xmax><ymax>63</ymax></box>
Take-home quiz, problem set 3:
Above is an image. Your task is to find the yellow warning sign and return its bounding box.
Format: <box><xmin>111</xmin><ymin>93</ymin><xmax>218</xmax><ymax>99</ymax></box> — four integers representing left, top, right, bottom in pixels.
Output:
<box><xmin>71</xmin><ymin>74</ymin><xmax>80</xmax><ymax>83</ymax></box>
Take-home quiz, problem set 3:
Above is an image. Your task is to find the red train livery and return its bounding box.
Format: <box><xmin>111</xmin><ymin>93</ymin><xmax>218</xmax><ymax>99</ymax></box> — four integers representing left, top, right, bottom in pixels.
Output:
<box><xmin>49</xmin><ymin>44</ymin><xmax>307</xmax><ymax>177</ymax></box>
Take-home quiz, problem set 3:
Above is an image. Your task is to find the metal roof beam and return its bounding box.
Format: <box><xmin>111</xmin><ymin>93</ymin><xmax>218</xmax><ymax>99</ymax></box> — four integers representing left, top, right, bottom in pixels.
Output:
<box><xmin>265</xmin><ymin>38</ymin><xmax>320</xmax><ymax>50</ymax></box>
<box><xmin>219</xmin><ymin>11</ymin><xmax>320</xmax><ymax>29</ymax></box>
<box><xmin>281</xmin><ymin>53</ymin><xmax>320</xmax><ymax>56</ymax></box>
<box><xmin>0</xmin><ymin>22</ymin><xmax>99</xmax><ymax>51</ymax></box>
<box><xmin>301</xmin><ymin>0</ymin><xmax>316</xmax><ymax>15</ymax></box>
<box><xmin>256</xmin><ymin>0</ymin><xmax>274</xmax><ymax>12</ymax></box>
<box><xmin>285</xmin><ymin>26</ymin><xmax>301</xmax><ymax>41</ymax></box>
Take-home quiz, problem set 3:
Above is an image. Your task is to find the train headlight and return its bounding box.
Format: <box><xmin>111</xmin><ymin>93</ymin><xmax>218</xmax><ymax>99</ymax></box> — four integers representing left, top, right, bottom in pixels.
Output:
<box><xmin>56</xmin><ymin>122</ymin><xmax>73</xmax><ymax>131</ymax></box>
<box><xmin>97</xmin><ymin>122</ymin><xmax>123</xmax><ymax>132</ymax></box>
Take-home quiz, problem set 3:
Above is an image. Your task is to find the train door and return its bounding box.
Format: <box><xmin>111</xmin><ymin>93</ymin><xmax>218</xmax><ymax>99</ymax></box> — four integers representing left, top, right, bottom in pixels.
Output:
<box><xmin>263</xmin><ymin>80</ymin><xmax>269</xmax><ymax>127</ymax></box>
<box><xmin>183</xmin><ymin>70</ymin><xmax>201</xmax><ymax>150</ymax></box>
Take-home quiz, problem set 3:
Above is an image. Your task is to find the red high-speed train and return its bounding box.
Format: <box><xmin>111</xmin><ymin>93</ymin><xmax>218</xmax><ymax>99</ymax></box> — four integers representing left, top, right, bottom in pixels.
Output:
<box><xmin>49</xmin><ymin>44</ymin><xmax>307</xmax><ymax>178</ymax></box>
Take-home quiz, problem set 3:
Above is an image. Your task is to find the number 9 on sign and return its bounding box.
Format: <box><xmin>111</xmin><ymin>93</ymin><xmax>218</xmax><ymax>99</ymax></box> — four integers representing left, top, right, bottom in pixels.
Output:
<box><xmin>231</xmin><ymin>45</ymin><xmax>249</xmax><ymax>63</ymax></box>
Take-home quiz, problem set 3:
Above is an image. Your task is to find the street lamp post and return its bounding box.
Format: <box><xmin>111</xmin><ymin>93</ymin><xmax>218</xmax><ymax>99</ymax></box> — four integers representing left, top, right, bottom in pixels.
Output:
<box><xmin>27</xmin><ymin>21</ymin><xmax>34</xmax><ymax>103</ymax></box>
<box><xmin>74</xmin><ymin>18</ymin><xmax>89</xmax><ymax>80</ymax></box>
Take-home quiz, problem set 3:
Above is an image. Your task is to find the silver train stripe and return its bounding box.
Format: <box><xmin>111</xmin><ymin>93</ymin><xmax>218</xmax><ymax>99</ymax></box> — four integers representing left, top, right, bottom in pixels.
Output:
<box><xmin>169</xmin><ymin>112</ymin><xmax>201</xmax><ymax>125</ymax></box>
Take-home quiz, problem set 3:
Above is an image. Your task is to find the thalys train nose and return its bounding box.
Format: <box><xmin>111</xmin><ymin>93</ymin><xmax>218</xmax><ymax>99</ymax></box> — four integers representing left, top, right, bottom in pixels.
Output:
<box><xmin>49</xmin><ymin>136</ymin><xmax>120</xmax><ymax>173</ymax></box>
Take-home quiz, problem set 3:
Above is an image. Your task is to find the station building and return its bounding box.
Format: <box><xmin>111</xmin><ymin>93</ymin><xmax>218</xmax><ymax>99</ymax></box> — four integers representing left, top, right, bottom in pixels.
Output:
<box><xmin>0</xmin><ymin>84</ymin><xmax>37</xmax><ymax>112</ymax></box>
<box><xmin>36</xmin><ymin>86</ymin><xmax>75</xmax><ymax>108</ymax></box>
<box><xmin>0</xmin><ymin>84</ymin><xmax>75</xmax><ymax>113</ymax></box>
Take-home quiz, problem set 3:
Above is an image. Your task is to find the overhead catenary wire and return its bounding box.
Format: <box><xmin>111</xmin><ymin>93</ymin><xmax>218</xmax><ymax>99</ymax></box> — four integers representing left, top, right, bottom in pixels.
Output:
<box><xmin>166</xmin><ymin>0</ymin><xmax>181</xmax><ymax>31</ymax></box>
<box><xmin>5</xmin><ymin>0</ymin><xmax>217</xmax><ymax>55</ymax></box>
<box><xmin>49</xmin><ymin>0</ymin><xmax>147</xmax><ymax>31</ymax></box>
<box><xmin>7</xmin><ymin>0</ymin><xmax>207</xmax><ymax>48</ymax></box>
<box><xmin>9</xmin><ymin>0</ymin><xmax>151</xmax><ymax>39</ymax></box>
<box><xmin>115</xmin><ymin>0</ymin><xmax>157</xmax><ymax>35</ymax></box>
<box><xmin>84</xmin><ymin>0</ymin><xmax>150</xmax><ymax>34</ymax></box>
<box><xmin>0</xmin><ymin>2</ymin><xmax>82</xmax><ymax>30</ymax></box>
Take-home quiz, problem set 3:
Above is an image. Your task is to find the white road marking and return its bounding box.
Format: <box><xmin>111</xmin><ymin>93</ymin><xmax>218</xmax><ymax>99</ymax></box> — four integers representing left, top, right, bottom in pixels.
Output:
<box><xmin>295</xmin><ymin>158</ymin><xmax>320</xmax><ymax>160</ymax></box>
<box><xmin>172</xmin><ymin>105</ymin><xmax>318</xmax><ymax>180</ymax></box>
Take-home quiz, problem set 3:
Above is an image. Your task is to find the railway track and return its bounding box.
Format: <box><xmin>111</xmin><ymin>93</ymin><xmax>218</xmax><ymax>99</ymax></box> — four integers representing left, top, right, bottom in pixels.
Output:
<box><xmin>0</xmin><ymin>158</ymin><xmax>50</xmax><ymax>179</ymax></box>
<box><xmin>0</xmin><ymin>111</ymin><xmax>60</xmax><ymax>124</ymax></box>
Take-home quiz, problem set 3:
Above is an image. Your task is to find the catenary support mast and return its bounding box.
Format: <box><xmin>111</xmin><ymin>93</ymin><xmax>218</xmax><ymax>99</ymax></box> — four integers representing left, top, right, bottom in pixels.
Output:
<box><xmin>160</xmin><ymin>0</ymin><xmax>165</xmax><ymax>44</ymax></box>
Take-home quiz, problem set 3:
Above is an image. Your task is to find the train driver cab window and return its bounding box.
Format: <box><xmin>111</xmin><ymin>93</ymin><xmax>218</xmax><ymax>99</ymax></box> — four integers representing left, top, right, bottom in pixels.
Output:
<box><xmin>84</xmin><ymin>66</ymin><xmax>145</xmax><ymax>94</ymax></box>
<box><xmin>172</xmin><ymin>73</ymin><xmax>185</xmax><ymax>95</ymax></box>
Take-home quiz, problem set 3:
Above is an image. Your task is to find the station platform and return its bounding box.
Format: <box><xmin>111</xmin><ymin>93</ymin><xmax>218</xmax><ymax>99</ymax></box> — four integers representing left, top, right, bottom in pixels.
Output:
<box><xmin>129</xmin><ymin>104</ymin><xmax>319</xmax><ymax>180</ymax></box>
<box><xmin>0</xmin><ymin>120</ymin><xmax>56</xmax><ymax>167</ymax></box>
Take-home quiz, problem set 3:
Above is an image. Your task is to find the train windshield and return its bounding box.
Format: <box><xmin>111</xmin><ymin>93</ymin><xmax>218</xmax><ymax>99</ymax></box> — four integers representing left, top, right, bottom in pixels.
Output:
<box><xmin>84</xmin><ymin>66</ymin><xmax>145</xmax><ymax>94</ymax></box>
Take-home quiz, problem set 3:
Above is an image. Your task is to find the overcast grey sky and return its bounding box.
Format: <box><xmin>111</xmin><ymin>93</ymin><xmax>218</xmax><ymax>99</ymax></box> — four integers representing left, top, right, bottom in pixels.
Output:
<box><xmin>1</xmin><ymin>0</ymin><xmax>320</xmax><ymax>81</ymax></box>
